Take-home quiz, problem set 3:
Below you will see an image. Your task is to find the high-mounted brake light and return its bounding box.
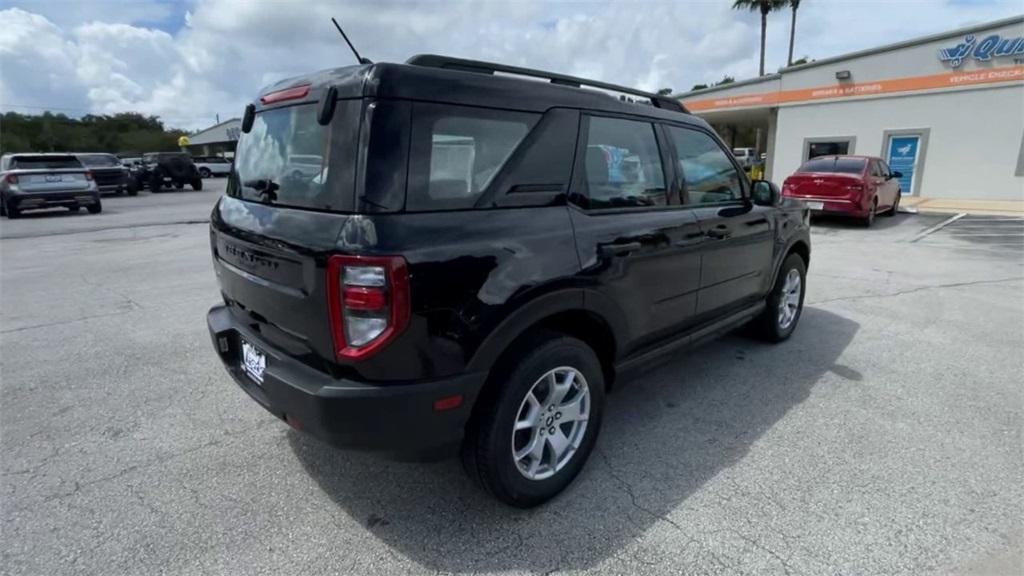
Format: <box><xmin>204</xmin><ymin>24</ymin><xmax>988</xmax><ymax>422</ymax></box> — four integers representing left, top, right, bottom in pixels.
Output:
<box><xmin>326</xmin><ymin>255</ymin><xmax>410</xmax><ymax>360</ymax></box>
<box><xmin>260</xmin><ymin>84</ymin><xmax>311</xmax><ymax>105</ymax></box>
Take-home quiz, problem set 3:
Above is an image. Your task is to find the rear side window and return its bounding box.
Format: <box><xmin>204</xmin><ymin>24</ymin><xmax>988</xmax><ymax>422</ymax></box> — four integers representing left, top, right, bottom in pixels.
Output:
<box><xmin>11</xmin><ymin>156</ymin><xmax>82</xmax><ymax>170</ymax></box>
<box><xmin>79</xmin><ymin>155</ymin><xmax>120</xmax><ymax>167</ymax></box>
<box><xmin>229</xmin><ymin>100</ymin><xmax>360</xmax><ymax>211</ymax></box>
<box><xmin>582</xmin><ymin>116</ymin><xmax>667</xmax><ymax>209</ymax></box>
<box><xmin>667</xmin><ymin>126</ymin><xmax>743</xmax><ymax>204</ymax></box>
<box><xmin>799</xmin><ymin>157</ymin><xmax>866</xmax><ymax>174</ymax></box>
<box><xmin>407</xmin><ymin>104</ymin><xmax>537</xmax><ymax>211</ymax></box>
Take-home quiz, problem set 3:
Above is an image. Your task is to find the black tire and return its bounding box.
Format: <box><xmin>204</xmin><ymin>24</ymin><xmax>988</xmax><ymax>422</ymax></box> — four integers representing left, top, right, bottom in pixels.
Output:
<box><xmin>462</xmin><ymin>332</ymin><xmax>605</xmax><ymax>508</ymax></box>
<box><xmin>68</xmin><ymin>205</ymin><xmax>81</xmax><ymax>212</ymax></box>
<box><xmin>87</xmin><ymin>199</ymin><xmax>102</xmax><ymax>214</ymax></box>
<box><xmin>149</xmin><ymin>172</ymin><xmax>164</xmax><ymax>193</ymax></box>
<box><xmin>164</xmin><ymin>155</ymin><xmax>190</xmax><ymax>181</ymax></box>
<box><xmin>752</xmin><ymin>253</ymin><xmax>807</xmax><ymax>343</ymax></box>
<box><xmin>883</xmin><ymin>192</ymin><xmax>901</xmax><ymax>216</ymax></box>
<box><xmin>199</xmin><ymin>167</ymin><xmax>212</xmax><ymax>178</ymax></box>
<box><xmin>6</xmin><ymin>202</ymin><xmax>20</xmax><ymax>218</ymax></box>
<box><xmin>191</xmin><ymin>178</ymin><xmax>203</xmax><ymax>191</ymax></box>
<box><xmin>0</xmin><ymin>197</ymin><xmax>6</xmax><ymax>217</ymax></box>
<box><xmin>126</xmin><ymin>182</ymin><xmax>138</xmax><ymax>197</ymax></box>
<box><xmin>862</xmin><ymin>198</ymin><xmax>877</xmax><ymax>227</ymax></box>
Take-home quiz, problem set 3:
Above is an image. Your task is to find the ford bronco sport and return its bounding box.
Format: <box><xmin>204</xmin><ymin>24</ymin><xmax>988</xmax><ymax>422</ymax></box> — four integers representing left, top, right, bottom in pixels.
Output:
<box><xmin>207</xmin><ymin>55</ymin><xmax>811</xmax><ymax>507</ymax></box>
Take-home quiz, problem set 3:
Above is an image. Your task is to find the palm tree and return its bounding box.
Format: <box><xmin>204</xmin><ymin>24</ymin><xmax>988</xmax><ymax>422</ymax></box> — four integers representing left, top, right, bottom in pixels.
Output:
<box><xmin>787</xmin><ymin>0</ymin><xmax>802</xmax><ymax>66</ymax></box>
<box><xmin>733</xmin><ymin>0</ymin><xmax>786</xmax><ymax>76</ymax></box>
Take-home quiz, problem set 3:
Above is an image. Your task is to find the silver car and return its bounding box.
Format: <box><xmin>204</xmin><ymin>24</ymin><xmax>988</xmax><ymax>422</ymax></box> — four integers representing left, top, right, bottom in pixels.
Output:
<box><xmin>0</xmin><ymin>153</ymin><xmax>101</xmax><ymax>218</ymax></box>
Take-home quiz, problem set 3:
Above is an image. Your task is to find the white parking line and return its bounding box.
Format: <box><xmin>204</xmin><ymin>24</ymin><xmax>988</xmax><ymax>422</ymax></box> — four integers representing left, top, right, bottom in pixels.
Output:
<box><xmin>910</xmin><ymin>212</ymin><xmax>966</xmax><ymax>243</ymax></box>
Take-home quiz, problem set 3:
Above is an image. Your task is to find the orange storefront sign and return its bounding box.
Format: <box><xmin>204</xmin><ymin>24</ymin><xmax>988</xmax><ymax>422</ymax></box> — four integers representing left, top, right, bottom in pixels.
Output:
<box><xmin>685</xmin><ymin>65</ymin><xmax>1024</xmax><ymax>112</ymax></box>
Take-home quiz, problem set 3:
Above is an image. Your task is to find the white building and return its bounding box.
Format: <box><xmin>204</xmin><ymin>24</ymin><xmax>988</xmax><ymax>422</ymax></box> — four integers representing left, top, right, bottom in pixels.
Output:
<box><xmin>186</xmin><ymin>118</ymin><xmax>241</xmax><ymax>157</ymax></box>
<box><xmin>680</xmin><ymin>15</ymin><xmax>1024</xmax><ymax>201</ymax></box>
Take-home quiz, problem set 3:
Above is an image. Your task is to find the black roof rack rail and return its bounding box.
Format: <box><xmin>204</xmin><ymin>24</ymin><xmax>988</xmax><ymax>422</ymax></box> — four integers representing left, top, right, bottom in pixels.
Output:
<box><xmin>406</xmin><ymin>54</ymin><xmax>689</xmax><ymax>114</ymax></box>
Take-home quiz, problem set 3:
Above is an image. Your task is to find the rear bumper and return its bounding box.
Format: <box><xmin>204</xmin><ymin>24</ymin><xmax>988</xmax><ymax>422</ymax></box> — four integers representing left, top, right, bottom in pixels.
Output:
<box><xmin>206</xmin><ymin>305</ymin><xmax>485</xmax><ymax>458</ymax></box>
<box><xmin>786</xmin><ymin>195</ymin><xmax>868</xmax><ymax>217</ymax></box>
<box><xmin>8</xmin><ymin>190</ymin><xmax>99</xmax><ymax>210</ymax></box>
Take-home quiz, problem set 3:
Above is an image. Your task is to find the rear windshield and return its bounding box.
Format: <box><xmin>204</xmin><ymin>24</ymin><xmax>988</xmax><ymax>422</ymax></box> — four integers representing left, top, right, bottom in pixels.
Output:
<box><xmin>229</xmin><ymin>101</ymin><xmax>358</xmax><ymax>211</ymax></box>
<box><xmin>79</xmin><ymin>155</ymin><xmax>120</xmax><ymax>167</ymax></box>
<box><xmin>11</xmin><ymin>156</ymin><xmax>82</xmax><ymax>170</ymax></box>
<box><xmin>798</xmin><ymin>157</ymin><xmax>866</xmax><ymax>174</ymax></box>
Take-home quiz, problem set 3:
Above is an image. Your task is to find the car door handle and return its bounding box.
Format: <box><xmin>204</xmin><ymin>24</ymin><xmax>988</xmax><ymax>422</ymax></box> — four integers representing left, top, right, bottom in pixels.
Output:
<box><xmin>705</xmin><ymin>228</ymin><xmax>732</xmax><ymax>240</ymax></box>
<box><xmin>598</xmin><ymin>242</ymin><xmax>642</xmax><ymax>257</ymax></box>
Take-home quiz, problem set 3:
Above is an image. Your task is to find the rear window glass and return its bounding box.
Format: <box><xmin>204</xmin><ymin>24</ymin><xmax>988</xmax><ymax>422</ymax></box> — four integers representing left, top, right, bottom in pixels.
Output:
<box><xmin>407</xmin><ymin>103</ymin><xmax>537</xmax><ymax>211</ymax></box>
<box><xmin>229</xmin><ymin>102</ymin><xmax>357</xmax><ymax>211</ymax></box>
<box><xmin>79</xmin><ymin>155</ymin><xmax>120</xmax><ymax>167</ymax></box>
<box><xmin>11</xmin><ymin>156</ymin><xmax>82</xmax><ymax>170</ymax></box>
<box><xmin>799</xmin><ymin>157</ymin><xmax>865</xmax><ymax>174</ymax></box>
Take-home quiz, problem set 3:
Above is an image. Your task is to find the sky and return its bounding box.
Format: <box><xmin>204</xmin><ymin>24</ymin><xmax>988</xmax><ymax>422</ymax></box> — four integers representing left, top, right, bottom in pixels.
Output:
<box><xmin>1</xmin><ymin>0</ymin><xmax>1022</xmax><ymax>131</ymax></box>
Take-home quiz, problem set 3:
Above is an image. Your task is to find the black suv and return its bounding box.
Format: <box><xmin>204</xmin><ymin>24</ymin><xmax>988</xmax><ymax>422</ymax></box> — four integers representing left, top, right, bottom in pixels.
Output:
<box><xmin>206</xmin><ymin>56</ymin><xmax>811</xmax><ymax>507</ymax></box>
<box><xmin>135</xmin><ymin>152</ymin><xmax>202</xmax><ymax>192</ymax></box>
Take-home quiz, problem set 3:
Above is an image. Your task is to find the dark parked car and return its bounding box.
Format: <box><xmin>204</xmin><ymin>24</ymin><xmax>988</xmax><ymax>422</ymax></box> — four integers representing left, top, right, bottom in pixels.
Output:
<box><xmin>76</xmin><ymin>153</ymin><xmax>137</xmax><ymax>196</ymax></box>
<box><xmin>134</xmin><ymin>152</ymin><xmax>202</xmax><ymax>192</ymax></box>
<box><xmin>782</xmin><ymin>155</ymin><xmax>902</xmax><ymax>227</ymax></box>
<box><xmin>0</xmin><ymin>153</ymin><xmax>101</xmax><ymax>218</ymax></box>
<box><xmin>206</xmin><ymin>56</ymin><xmax>811</xmax><ymax>507</ymax></box>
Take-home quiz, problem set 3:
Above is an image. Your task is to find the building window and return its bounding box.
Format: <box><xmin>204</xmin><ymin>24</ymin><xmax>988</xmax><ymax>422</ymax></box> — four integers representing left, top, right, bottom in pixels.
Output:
<box><xmin>803</xmin><ymin>137</ymin><xmax>856</xmax><ymax>161</ymax></box>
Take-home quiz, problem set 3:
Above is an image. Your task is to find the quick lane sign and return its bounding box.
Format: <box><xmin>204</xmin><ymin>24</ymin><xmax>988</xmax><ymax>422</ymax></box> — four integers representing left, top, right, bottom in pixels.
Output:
<box><xmin>938</xmin><ymin>34</ymin><xmax>1024</xmax><ymax>68</ymax></box>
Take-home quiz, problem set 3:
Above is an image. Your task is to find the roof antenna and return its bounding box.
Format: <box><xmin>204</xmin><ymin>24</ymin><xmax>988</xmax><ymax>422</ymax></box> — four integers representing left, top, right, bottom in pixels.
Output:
<box><xmin>331</xmin><ymin>17</ymin><xmax>372</xmax><ymax>65</ymax></box>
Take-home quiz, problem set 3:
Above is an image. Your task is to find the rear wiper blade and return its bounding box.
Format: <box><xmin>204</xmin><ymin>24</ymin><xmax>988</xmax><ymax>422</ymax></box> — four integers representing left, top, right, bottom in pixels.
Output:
<box><xmin>243</xmin><ymin>178</ymin><xmax>279</xmax><ymax>203</ymax></box>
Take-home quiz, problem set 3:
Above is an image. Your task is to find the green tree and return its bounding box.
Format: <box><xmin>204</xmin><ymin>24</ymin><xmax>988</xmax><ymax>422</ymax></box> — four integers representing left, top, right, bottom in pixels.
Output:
<box><xmin>0</xmin><ymin>111</ymin><xmax>185</xmax><ymax>155</ymax></box>
<box><xmin>656</xmin><ymin>87</ymin><xmax>673</xmax><ymax>96</ymax></box>
<box><xmin>787</xmin><ymin>0</ymin><xmax>802</xmax><ymax>66</ymax></box>
<box><xmin>733</xmin><ymin>0</ymin><xmax>786</xmax><ymax>76</ymax></box>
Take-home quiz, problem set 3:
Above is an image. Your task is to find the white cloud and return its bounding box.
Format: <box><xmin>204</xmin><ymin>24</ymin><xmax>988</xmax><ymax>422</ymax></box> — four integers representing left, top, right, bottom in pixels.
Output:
<box><xmin>1</xmin><ymin>1</ymin><xmax>1022</xmax><ymax>130</ymax></box>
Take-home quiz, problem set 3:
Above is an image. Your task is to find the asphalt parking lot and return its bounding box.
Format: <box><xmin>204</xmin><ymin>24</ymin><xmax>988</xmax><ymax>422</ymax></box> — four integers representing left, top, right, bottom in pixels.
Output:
<box><xmin>2</xmin><ymin>182</ymin><xmax>1022</xmax><ymax>576</ymax></box>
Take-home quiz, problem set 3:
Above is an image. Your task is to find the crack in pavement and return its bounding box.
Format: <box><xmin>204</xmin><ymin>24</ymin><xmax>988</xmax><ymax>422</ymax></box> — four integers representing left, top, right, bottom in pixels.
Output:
<box><xmin>0</xmin><ymin>219</ymin><xmax>209</xmax><ymax>240</ymax></box>
<box><xmin>809</xmin><ymin>276</ymin><xmax>1023</xmax><ymax>306</ymax></box>
<box><xmin>595</xmin><ymin>448</ymin><xmax>686</xmax><ymax>533</ymax></box>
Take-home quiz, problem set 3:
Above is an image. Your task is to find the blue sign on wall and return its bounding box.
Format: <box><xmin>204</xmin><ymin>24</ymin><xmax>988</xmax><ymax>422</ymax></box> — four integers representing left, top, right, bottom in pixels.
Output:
<box><xmin>887</xmin><ymin>136</ymin><xmax>920</xmax><ymax>195</ymax></box>
<box><xmin>938</xmin><ymin>34</ymin><xmax>1024</xmax><ymax>68</ymax></box>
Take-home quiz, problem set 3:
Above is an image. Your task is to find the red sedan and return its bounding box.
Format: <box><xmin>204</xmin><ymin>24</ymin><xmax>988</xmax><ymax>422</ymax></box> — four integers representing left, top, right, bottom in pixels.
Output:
<box><xmin>782</xmin><ymin>155</ymin><xmax>902</xmax><ymax>227</ymax></box>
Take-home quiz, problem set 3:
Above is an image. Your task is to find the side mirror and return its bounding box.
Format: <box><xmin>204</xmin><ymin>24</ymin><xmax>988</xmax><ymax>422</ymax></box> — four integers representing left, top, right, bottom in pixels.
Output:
<box><xmin>750</xmin><ymin>179</ymin><xmax>780</xmax><ymax>207</ymax></box>
<box><xmin>891</xmin><ymin>171</ymin><xmax>903</xmax><ymax>179</ymax></box>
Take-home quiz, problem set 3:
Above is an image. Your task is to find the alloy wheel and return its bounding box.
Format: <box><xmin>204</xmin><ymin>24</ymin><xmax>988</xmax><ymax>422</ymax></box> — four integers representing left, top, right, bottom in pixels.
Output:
<box><xmin>512</xmin><ymin>366</ymin><xmax>590</xmax><ymax>481</ymax></box>
<box><xmin>777</xmin><ymin>269</ymin><xmax>802</xmax><ymax>330</ymax></box>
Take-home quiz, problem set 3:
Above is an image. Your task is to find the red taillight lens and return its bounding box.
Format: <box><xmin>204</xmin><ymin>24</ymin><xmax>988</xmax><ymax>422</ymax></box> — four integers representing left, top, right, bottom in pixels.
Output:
<box><xmin>5</xmin><ymin>174</ymin><xmax>17</xmax><ymax>185</ymax></box>
<box><xmin>260</xmin><ymin>84</ymin><xmax>311</xmax><ymax>105</ymax></box>
<box><xmin>84</xmin><ymin>171</ymin><xmax>94</xmax><ymax>181</ymax></box>
<box><xmin>326</xmin><ymin>255</ymin><xmax>410</xmax><ymax>361</ymax></box>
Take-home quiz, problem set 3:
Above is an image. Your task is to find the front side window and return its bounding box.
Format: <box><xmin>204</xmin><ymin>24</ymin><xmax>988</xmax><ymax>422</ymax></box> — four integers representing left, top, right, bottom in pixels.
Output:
<box><xmin>582</xmin><ymin>116</ymin><xmax>666</xmax><ymax>209</ymax></box>
<box><xmin>408</xmin><ymin>104</ymin><xmax>536</xmax><ymax>211</ymax></box>
<box><xmin>667</xmin><ymin>126</ymin><xmax>743</xmax><ymax>204</ymax></box>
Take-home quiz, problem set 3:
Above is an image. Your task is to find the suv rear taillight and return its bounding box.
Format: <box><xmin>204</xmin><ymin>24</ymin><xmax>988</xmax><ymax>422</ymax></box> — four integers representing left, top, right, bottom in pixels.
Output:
<box><xmin>5</xmin><ymin>174</ymin><xmax>17</xmax><ymax>185</ymax></box>
<box><xmin>84</xmin><ymin>171</ymin><xmax>94</xmax><ymax>181</ymax></box>
<box><xmin>326</xmin><ymin>255</ymin><xmax>410</xmax><ymax>361</ymax></box>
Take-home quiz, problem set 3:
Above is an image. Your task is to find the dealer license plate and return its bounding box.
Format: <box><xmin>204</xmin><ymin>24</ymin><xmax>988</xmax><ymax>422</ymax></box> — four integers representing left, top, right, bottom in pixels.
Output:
<box><xmin>240</xmin><ymin>338</ymin><xmax>266</xmax><ymax>384</ymax></box>
<box><xmin>805</xmin><ymin>201</ymin><xmax>824</xmax><ymax>211</ymax></box>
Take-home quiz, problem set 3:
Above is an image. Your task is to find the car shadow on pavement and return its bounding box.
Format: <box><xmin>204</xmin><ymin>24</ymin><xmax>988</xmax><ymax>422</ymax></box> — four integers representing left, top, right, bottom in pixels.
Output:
<box><xmin>810</xmin><ymin>211</ymin><xmax>912</xmax><ymax>231</ymax></box>
<box><xmin>289</xmin><ymin>306</ymin><xmax>859</xmax><ymax>573</ymax></box>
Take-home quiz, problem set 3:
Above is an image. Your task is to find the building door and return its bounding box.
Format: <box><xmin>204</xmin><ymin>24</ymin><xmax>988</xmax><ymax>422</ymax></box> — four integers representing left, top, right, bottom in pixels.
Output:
<box><xmin>885</xmin><ymin>134</ymin><xmax>923</xmax><ymax>196</ymax></box>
